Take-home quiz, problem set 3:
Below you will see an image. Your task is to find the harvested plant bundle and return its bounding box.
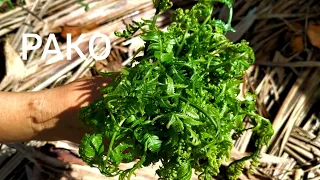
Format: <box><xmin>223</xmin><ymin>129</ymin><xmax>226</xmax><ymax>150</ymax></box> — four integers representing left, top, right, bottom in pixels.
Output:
<box><xmin>79</xmin><ymin>0</ymin><xmax>274</xmax><ymax>179</ymax></box>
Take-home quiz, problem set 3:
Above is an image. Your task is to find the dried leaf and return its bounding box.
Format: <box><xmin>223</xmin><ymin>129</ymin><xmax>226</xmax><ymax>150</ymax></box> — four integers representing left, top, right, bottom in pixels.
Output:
<box><xmin>4</xmin><ymin>40</ymin><xmax>25</xmax><ymax>78</ymax></box>
<box><xmin>0</xmin><ymin>39</ymin><xmax>26</xmax><ymax>90</ymax></box>
<box><xmin>61</xmin><ymin>25</ymin><xmax>82</xmax><ymax>39</ymax></box>
<box><xmin>291</xmin><ymin>35</ymin><xmax>304</xmax><ymax>53</ymax></box>
<box><xmin>307</xmin><ymin>23</ymin><xmax>320</xmax><ymax>49</ymax></box>
<box><xmin>61</xmin><ymin>23</ymin><xmax>98</xmax><ymax>39</ymax></box>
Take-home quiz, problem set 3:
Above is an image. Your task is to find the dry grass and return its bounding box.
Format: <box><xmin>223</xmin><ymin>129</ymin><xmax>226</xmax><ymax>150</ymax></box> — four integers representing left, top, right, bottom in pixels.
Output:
<box><xmin>0</xmin><ymin>0</ymin><xmax>319</xmax><ymax>179</ymax></box>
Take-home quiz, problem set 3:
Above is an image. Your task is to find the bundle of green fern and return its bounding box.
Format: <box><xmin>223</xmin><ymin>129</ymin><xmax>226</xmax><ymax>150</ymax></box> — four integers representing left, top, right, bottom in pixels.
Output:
<box><xmin>78</xmin><ymin>0</ymin><xmax>274</xmax><ymax>179</ymax></box>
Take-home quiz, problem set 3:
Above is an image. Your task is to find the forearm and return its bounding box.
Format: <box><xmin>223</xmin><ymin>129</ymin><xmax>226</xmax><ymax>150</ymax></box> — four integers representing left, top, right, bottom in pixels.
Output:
<box><xmin>0</xmin><ymin>77</ymin><xmax>111</xmax><ymax>143</ymax></box>
<box><xmin>0</xmin><ymin>88</ymin><xmax>71</xmax><ymax>143</ymax></box>
<box><xmin>0</xmin><ymin>91</ymin><xmax>41</xmax><ymax>143</ymax></box>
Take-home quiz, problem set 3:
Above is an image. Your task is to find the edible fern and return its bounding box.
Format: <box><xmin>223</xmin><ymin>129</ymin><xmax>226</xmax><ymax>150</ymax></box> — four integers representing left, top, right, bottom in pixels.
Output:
<box><xmin>79</xmin><ymin>0</ymin><xmax>274</xmax><ymax>179</ymax></box>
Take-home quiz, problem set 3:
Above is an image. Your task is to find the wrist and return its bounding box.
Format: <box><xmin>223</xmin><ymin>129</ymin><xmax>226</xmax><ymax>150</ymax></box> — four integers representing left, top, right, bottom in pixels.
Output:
<box><xmin>27</xmin><ymin>89</ymin><xmax>61</xmax><ymax>141</ymax></box>
<box><xmin>29</xmin><ymin>81</ymin><xmax>92</xmax><ymax>142</ymax></box>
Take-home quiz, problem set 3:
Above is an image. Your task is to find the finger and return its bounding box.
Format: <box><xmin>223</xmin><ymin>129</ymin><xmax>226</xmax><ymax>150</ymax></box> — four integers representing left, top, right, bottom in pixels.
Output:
<box><xmin>91</xmin><ymin>76</ymin><xmax>114</xmax><ymax>88</ymax></box>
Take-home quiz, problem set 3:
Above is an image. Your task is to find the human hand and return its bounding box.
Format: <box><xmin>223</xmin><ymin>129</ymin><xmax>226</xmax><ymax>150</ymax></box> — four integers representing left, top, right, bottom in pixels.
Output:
<box><xmin>30</xmin><ymin>76</ymin><xmax>113</xmax><ymax>143</ymax></box>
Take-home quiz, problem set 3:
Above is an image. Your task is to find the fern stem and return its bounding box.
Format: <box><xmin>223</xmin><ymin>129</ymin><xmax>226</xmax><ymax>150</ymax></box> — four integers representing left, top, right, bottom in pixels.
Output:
<box><xmin>105</xmin><ymin>114</ymin><xmax>126</xmax><ymax>163</ymax></box>
<box><xmin>179</xmin><ymin>96</ymin><xmax>219</xmax><ymax>135</ymax></box>
<box><xmin>151</xmin><ymin>14</ymin><xmax>159</xmax><ymax>30</ymax></box>
<box><xmin>227</xmin><ymin>7</ymin><xmax>233</xmax><ymax>27</ymax></box>
<box><xmin>177</xmin><ymin>27</ymin><xmax>190</xmax><ymax>56</ymax></box>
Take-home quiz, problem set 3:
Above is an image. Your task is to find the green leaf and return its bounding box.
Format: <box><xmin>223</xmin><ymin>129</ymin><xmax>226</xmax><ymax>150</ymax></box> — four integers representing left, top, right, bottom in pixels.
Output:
<box><xmin>186</xmin><ymin>127</ymin><xmax>201</xmax><ymax>146</ymax></box>
<box><xmin>177</xmin><ymin>160</ymin><xmax>192</xmax><ymax>180</ymax></box>
<box><xmin>144</xmin><ymin>134</ymin><xmax>162</xmax><ymax>152</ymax></box>
<box><xmin>166</xmin><ymin>75</ymin><xmax>175</xmax><ymax>95</ymax></box>
<box><xmin>161</xmin><ymin>53</ymin><xmax>174</xmax><ymax>63</ymax></box>
<box><xmin>77</xmin><ymin>0</ymin><xmax>90</xmax><ymax>11</ymax></box>
<box><xmin>167</xmin><ymin>113</ymin><xmax>184</xmax><ymax>132</ymax></box>
<box><xmin>153</xmin><ymin>0</ymin><xmax>173</xmax><ymax>13</ymax></box>
<box><xmin>79</xmin><ymin>134</ymin><xmax>104</xmax><ymax>164</ymax></box>
<box><xmin>115</xmin><ymin>21</ymin><xmax>145</xmax><ymax>39</ymax></box>
<box><xmin>110</xmin><ymin>142</ymin><xmax>134</xmax><ymax>165</ymax></box>
<box><xmin>141</xmin><ymin>32</ymin><xmax>160</xmax><ymax>41</ymax></box>
<box><xmin>179</xmin><ymin>114</ymin><xmax>203</xmax><ymax>126</ymax></box>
